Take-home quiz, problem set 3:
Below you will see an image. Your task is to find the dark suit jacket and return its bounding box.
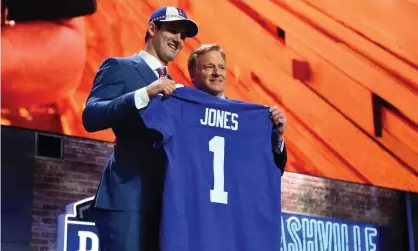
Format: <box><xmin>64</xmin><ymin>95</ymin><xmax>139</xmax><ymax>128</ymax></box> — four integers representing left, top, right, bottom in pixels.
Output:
<box><xmin>83</xmin><ymin>54</ymin><xmax>167</xmax><ymax>212</ymax></box>
<box><xmin>271</xmin><ymin>130</ymin><xmax>287</xmax><ymax>175</ymax></box>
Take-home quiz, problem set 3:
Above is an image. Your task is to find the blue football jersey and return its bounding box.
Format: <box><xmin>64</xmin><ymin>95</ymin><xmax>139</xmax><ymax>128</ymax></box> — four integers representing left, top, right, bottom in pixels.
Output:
<box><xmin>140</xmin><ymin>86</ymin><xmax>282</xmax><ymax>251</ymax></box>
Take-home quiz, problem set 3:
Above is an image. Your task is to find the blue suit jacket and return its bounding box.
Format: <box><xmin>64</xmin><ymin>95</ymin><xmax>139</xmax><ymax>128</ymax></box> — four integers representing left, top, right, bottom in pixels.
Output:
<box><xmin>83</xmin><ymin>54</ymin><xmax>167</xmax><ymax>212</ymax></box>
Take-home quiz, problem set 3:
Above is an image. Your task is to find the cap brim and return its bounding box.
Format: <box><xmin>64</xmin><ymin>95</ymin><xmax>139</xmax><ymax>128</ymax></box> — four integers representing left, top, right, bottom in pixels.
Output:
<box><xmin>159</xmin><ymin>19</ymin><xmax>199</xmax><ymax>38</ymax></box>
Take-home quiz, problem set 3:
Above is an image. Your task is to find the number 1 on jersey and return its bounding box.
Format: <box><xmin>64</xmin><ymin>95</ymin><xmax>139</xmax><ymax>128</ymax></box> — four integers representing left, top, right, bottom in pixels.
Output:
<box><xmin>209</xmin><ymin>136</ymin><xmax>228</xmax><ymax>204</ymax></box>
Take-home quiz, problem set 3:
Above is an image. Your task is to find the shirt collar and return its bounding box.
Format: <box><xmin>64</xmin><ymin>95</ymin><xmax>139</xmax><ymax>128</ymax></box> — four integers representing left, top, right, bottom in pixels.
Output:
<box><xmin>138</xmin><ymin>50</ymin><xmax>167</xmax><ymax>72</ymax></box>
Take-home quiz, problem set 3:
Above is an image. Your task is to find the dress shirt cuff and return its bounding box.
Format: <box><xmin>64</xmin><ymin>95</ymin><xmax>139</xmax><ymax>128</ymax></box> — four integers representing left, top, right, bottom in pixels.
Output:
<box><xmin>280</xmin><ymin>138</ymin><xmax>285</xmax><ymax>152</ymax></box>
<box><xmin>134</xmin><ymin>87</ymin><xmax>150</xmax><ymax>110</ymax></box>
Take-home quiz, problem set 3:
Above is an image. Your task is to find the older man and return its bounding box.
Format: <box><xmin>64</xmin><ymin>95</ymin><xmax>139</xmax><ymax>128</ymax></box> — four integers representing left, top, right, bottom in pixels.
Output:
<box><xmin>187</xmin><ymin>44</ymin><xmax>287</xmax><ymax>172</ymax></box>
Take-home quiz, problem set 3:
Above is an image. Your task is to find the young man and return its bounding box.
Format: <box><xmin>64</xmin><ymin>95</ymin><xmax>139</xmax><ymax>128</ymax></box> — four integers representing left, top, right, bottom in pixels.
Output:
<box><xmin>187</xmin><ymin>44</ymin><xmax>287</xmax><ymax>171</ymax></box>
<box><xmin>82</xmin><ymin>6</ymin><xmax>198</xmax><ymax>251</ymax></box>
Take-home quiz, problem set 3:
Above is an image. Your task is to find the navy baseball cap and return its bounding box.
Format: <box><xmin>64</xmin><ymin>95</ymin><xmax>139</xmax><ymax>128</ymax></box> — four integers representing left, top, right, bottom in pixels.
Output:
<box><xmin>149</xmin><ymin>6</ymin><xmax>199</xmax><ymax>38</ymax></box>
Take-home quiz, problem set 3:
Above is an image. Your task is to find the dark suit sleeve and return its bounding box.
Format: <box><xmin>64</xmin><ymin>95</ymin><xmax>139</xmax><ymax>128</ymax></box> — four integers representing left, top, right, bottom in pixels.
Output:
<box><xmin>271</xmin><ymin>129</ymin><xmax>287</xmax><ymax>176</ymax></box>
<box><xmin>273</xmin><ymin>145</ymin><xmax>287</xmax><ymax>176</ymax></box>
<box><xmin>82</xmin><ymin>58</ymin><xmax>139</xmax><ymax>132</ymax></box>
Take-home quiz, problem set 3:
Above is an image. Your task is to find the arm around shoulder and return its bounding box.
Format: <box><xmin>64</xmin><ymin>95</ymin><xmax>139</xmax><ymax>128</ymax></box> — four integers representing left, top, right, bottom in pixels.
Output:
<box><xmin>82</xmin><ymin>57</ymin><xmax>138</xmax><ymax>132</ymax></box>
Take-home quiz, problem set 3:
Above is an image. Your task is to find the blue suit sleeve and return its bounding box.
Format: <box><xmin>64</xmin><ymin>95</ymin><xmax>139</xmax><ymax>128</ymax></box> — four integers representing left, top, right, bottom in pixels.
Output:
<box><xmin>140</xmin><ymin>95</ymin><xmax>174</xmax><ymax>143</ymax></box>
<box><xmin>82</xmin><ymin>58</ymin><xmax>138</xmax><ymax>132</ymax></box>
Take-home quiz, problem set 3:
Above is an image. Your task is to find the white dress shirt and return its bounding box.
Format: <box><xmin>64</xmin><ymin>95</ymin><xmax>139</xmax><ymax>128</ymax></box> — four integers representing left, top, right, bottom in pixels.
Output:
<box><xmin>134</xmin><ymin>50</ymin><xmax>168</xmax><ymax>110</ymax></box>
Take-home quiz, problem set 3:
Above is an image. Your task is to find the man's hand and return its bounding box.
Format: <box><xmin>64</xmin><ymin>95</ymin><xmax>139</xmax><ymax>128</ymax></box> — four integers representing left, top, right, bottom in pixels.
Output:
<box><xmin>146</xmin><ymin>78</ymin><xmax>176</xmax><ymax>98</ymax></box>
<box><xmin>269</xmin><ymin>106</ymin><xmax>287</xmax><ymax>139</ymax></box>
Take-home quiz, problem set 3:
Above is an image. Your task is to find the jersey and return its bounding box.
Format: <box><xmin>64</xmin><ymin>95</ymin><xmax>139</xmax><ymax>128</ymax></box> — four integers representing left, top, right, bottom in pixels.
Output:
<box><xmin>140</xmin><ymin>86</ymin><xmax>282</xmax><ymax>251</ymax></box>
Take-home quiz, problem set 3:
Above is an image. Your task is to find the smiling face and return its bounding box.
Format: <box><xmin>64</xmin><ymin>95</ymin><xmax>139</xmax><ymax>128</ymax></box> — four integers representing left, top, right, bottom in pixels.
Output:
<box><xmin>146</xmin><ymin>21</ymin><xmax>187</xmax><ymax>65</ymax></box>
<box><xmin>191</xmin><ymin>50</ymin><xmax>226</xmax><ymax>97</ymax></box>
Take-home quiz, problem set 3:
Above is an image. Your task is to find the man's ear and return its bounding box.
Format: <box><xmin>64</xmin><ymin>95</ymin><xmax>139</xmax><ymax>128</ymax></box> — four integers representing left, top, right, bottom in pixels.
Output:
<box><xmin>147</xmin><ymin>22</ymin><xmax>158</xmax><ymax>37</ymax></box>
<box><xmin>190</xmin><ymin>75</ymin><xmax>196</xmax><ymax>87</ymax></box>
<box><xmin>189</xmin><ymin>70</ymin><xmax>196</xmax><ymax>82</ymax></box>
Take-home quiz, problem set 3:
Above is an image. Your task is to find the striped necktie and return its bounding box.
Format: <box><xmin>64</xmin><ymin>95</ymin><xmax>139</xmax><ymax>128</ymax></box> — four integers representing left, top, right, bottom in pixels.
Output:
<box><xmin>156</xmin><ymin>67</ymin><xmax>167</xmax><ymax>78</ymax></box>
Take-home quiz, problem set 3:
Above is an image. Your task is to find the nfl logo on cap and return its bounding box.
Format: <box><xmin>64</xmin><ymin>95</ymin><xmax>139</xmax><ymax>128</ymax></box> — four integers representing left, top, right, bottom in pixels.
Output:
<box><xmin>148</xmin><ymin>6</ymin><xmax>199</xmax><ymax>37</ymax></box>
<box><xmin>177</xmin><ymin>8</ymin><xmax>186</xmax><ymax>17</ymax></box>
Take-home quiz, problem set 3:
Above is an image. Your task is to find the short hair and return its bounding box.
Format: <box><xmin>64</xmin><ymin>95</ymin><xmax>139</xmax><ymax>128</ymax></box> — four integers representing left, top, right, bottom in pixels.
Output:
<box><xmin>144</xmin><ymin>22</ymin><xmax>161</xmax><ymax>43</ymax></box>
<box><xmin>187</xmin><ymin>44</ymin><xmax>226</xmax><ymax>78</ymax></box>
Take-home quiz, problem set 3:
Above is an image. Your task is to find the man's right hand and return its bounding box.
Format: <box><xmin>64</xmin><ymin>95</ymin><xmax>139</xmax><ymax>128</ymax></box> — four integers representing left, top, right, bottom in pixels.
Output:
<box><xmin>146</xmin><ymin>78</ymin><xmax>177</xmax><ymax>98</ymax></box>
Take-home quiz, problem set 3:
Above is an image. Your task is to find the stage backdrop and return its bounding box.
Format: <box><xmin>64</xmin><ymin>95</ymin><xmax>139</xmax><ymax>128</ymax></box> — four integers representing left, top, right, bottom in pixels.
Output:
<box><xmin>2</xmin><ymin>0</ymin><xmax>417</xmax><ymax>192</ymax></box>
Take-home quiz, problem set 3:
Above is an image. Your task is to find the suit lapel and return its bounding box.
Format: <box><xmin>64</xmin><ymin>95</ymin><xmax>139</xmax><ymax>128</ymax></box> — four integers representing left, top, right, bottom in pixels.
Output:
<box><xmin>130</xmin><ymin>54</ymin><xmax>158</xmax><ymax>84</ymax></box>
